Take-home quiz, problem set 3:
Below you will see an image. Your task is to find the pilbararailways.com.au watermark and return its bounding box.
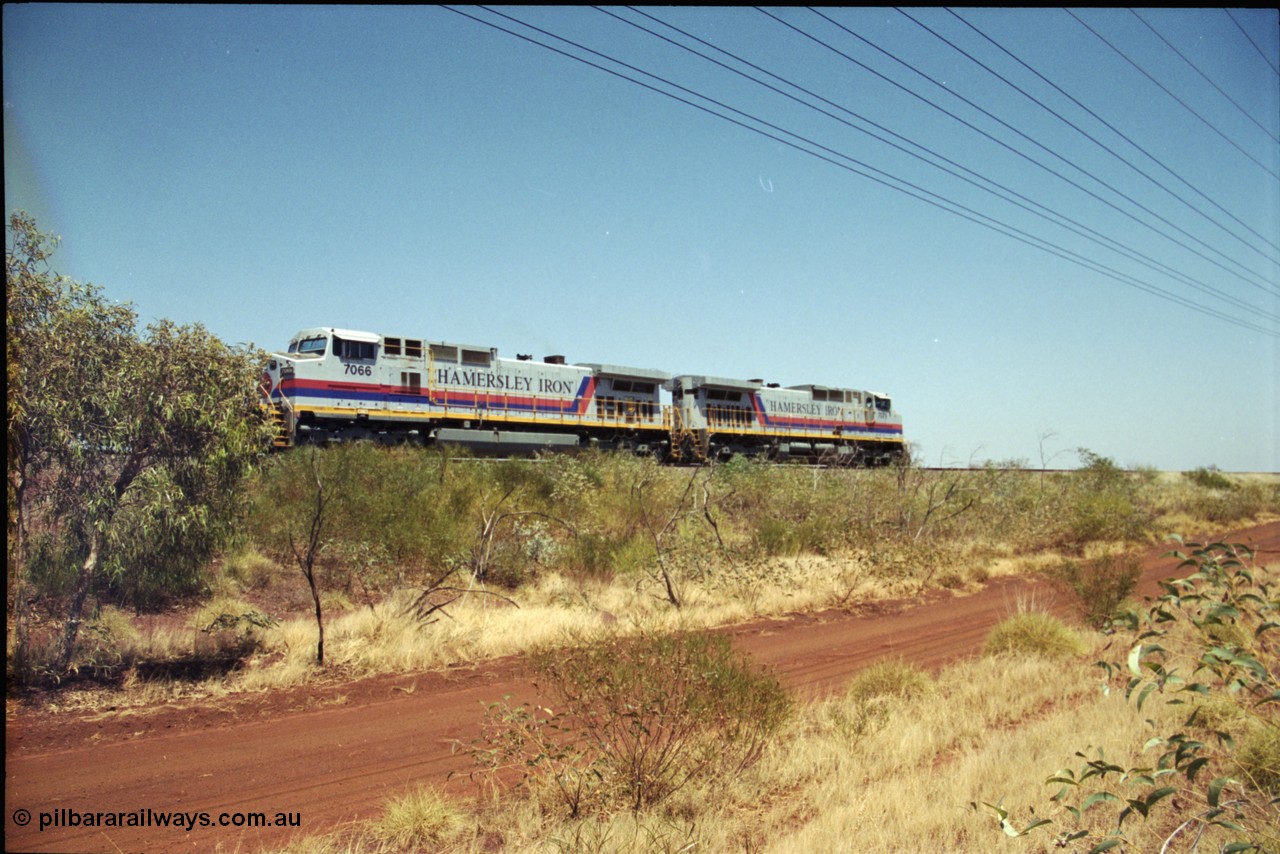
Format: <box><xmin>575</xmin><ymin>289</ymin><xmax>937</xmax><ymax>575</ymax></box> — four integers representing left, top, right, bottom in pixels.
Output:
<box><xmin>12</xmin><ymin>806</ymin><xmax>301</xmax><ymax>833</ymax></box>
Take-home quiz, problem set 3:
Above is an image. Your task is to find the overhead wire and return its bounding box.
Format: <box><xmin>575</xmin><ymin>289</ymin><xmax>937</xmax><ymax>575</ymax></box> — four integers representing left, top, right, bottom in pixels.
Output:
<box><xmin>801</xmin><ymin>7</ymin><xmax>1280</xmax><ymax>297</ymax></box>
<box><xmin>1131</xmin><ymin>9</ymin><xmax>1280</xmax><ymax>147</ymax></box>
<box><xmin>947</xmin><ymin>7</ymin><xmax>1280</xmax><ymax>266</ymax></box>
<box><xmin>1223</xmin><ymin>9</ymin><xmax>1280</xmax><ymax>79</ymax></box>
<box><xmin>1065</xmin><ymin>8</ymin><xmax>1280</xmax><ymax>182</ymax></box>
<box><xmin>440</xmin><ymin>6</ymin><xmax>1278</xmax><ymax>338</ymax></box>
<box><xmin>902</xmin><ymin>7</ymin><xmax>1280</xmax><ymax>279</ymax></box>
<box><xmin>607</xmin><ymin>5</ymin><xmax>1279</xmax><ymax>321</ymax></box>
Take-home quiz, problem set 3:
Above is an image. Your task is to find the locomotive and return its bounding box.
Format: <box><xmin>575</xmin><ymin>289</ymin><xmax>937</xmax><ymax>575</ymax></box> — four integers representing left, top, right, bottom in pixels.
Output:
<box><xmin>260</xmin><ymin>326</ymin><xmax>905</xmax><ymax>465</ymax></box>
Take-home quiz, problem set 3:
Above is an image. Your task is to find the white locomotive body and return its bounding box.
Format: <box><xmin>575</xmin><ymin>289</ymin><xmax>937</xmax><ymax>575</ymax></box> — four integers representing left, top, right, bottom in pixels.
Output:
<box><xmin>262</xmin><ymin>327</ymin><xmax>669</xmax><ymax>455</ymax></box>
<box><xmin>670</xmin><ymin>376</ymin><xmax>903</xmax><ymax>465</ymax></box>
<box><xmin>262</xmin><ymin>326</ymin><xmax>904</xmax><ymax>465</ymax></box>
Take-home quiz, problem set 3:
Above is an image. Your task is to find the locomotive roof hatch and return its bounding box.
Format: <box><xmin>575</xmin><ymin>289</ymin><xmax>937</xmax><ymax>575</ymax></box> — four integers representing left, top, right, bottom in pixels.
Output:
<box><xmin>428</xmin><ymin>339</ymin><xmax>497</xmax><ymax>355</ymax></box>
<box><xmin>670</xmin><ymin>375</ymin><xmax>764</xmax><ymax>392</ymax></box>
<box><xmin>787</xmin><ymin>384</ymin><xmax>843</xmax><ymax>395</ymax></box>
<box><xmin>578</xmin><ymin>363</ymin><xmax>671</xmax><ymax>383</ymax></box>
<box><xmin>322</xmin><ymin>327</ymin><xmax>381</xmax><ymax>343</ymax></box>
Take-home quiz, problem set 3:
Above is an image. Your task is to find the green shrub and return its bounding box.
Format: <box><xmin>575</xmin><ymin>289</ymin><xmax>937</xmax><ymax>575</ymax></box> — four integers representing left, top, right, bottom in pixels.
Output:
<box><xmin>221</xmin><ymin>548</ymin><xmax>277</xmax><ymax>590</ymax></box>
<box><xmin>191</xmin><ymin>597</ymin><xmax>276</xmax><ymax>660</ymax></box>
<box><xmin>23</xmin><ymin>530</ymin><xmax>82</xmax><ymax>601</ymax></box>
<box><xmin>472</xmin><ymin>630</ymin><xmax>792</xmax><ymax>815</ymax></box>
<box><xmin>1199</xmin><ymin>481</ymin><xmax>1277</xmax><ymax>524</ymax></box>
<box><xmin>559</xmin><ymin>532</ymin><xmax>624</xmax><ymax>581</ymax></box>
<box><xmin>755</xmin><ymin>517</ymin><xmax>802</xmax><ymax>556</ymax></box>
<box><xmin>983</xmin><ymin>613</ymin><xmax>1084</xmax><ymax>659</ymax></box>
<box><xmin>546</xmin><ymin>452</ymin><xmax>605</xmax><ymax>512</ymax></box>
<box><xmin>373</xmin><ymin>786</ymin><xmax>469</xmax><ymax>850</ymax></box>
<box><xmin>985</xmin><ymin>541</ymin><xmax>1280</xmax><ymax>850</ymax></box>
<box><xmin>1184</xmin><ymin>467</ymin><xmax>1234</xmax><ymax>491</ymax></box>
<box><xmin>72</xmin><ymin>605</ymin><xmax>144</xmax><ymax>676</ymax></box>
<box><xmin>845</xmin><ymin>658</ymin><xmax>933</xmax><ymax>706</ymax></box>
<box><xmin>540</xmin><ymin>631</ymin><xmax>791</xmax><ymax>810</ymax></box>
<box><xmin>835</xmin><ymin>659</ymin><xmax>934</xmax><ymax>739</ymax></box>
<box><xmin>1062</xmin><ymin>450</ymin><xmax>1153</xmax><ymax>547</ymax></box>
<box><xmin>1067</xmin><ymin>491</ymin><xmax>1151</xmax><ymax>545</ymax></box>
<box><xmin>1051</xmin><ymin>554</ymin><xmax>1142</xmax><ymax>628</ymax></box>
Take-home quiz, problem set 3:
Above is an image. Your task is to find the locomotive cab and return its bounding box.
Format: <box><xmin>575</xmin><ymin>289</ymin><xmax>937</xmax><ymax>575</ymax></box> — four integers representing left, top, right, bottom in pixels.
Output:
<box><xmin>287</xmin><ymin>333</ymin><xmax>328</xmax><ymax>357</ymax></box>
<box><xmin>282</xmin><ymin>327</ymin><xmax>381</xmax><ymax>362</ymax></box>
<box><xmin>667</xmin><ymin>375</ymin><xmax>765</xmax><ymax>461</ymax></box>
<box><xmin>578</xmin><ymin>363</ymin><xmax>668</xmax><ymax>425</ymax></box>
<box><xmin>263</xmin><ymin>327</ymin><xmax>384</xmax><ymax>445</ymax></box>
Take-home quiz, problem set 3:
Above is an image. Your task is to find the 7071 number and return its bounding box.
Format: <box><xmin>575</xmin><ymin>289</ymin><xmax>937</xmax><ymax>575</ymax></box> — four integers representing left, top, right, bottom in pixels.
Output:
<box><xmin>344</xmin><ymin>364</ymin><xmax>372</xmax><ymax>376</ymax></box>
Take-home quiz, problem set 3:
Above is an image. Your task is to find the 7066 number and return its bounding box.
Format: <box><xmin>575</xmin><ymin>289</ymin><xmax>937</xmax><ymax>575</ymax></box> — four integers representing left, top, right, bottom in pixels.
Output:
<box><xmin>344</xmin><ymin>364</ymin><xmax>372</xmax><ymax>376</ymax></box>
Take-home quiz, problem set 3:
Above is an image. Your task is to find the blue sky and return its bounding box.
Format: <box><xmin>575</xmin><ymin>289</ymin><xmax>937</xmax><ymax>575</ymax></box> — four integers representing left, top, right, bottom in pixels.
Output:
<box><xmin>5</xmin><ymin>6</ymin><xmax>1278</xmax><ymax>471</ymax></box>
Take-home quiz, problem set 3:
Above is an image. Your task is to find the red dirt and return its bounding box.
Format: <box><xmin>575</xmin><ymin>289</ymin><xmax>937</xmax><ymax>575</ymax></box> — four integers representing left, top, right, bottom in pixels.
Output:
<box><xmin>7</xmin><ymin>521</ymin><xmax>1278</xmax><ymax>853</ymax></box>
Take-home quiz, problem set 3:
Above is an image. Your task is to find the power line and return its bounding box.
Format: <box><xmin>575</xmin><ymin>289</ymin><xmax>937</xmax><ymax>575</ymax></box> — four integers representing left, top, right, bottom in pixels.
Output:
<box><xmin>1131</xmin><ymin>9</ymin><xmax>1280</xmax><ymax>146</ymax></box>
<box><xmin>1066</xmin><ymin>8</ymin><xmax>1280</xmax><ymax>182</ymax></box>
<box><xmin>1224</xmin><ymin>8</ymin><xmax>1280</xmax><ymax>77</ymax></box>
<box><xmin>608</xmin><ymin>6</ymin><xmax>1279</xmax><ymax>320</ymax></box>
<box><xmin>947</xmin><ymin>8</ymin><xmax>1280</xmax><ymax>266</ymax></box>
<box><xmin>457</xmin><ymin>5</ymin><xmax>1278</xmax><ymax>336</ymax></box>
<box><xmin>799</xmin><ymin>7</ymin><xmax>1279</xmax><ymax>297</ymax></box>
<box><xmin>906</xmin><ymin>6</ymin><xmax>1280</xmax><ymax>272</ymax></box>
<box><xmin>441</xmin><ymin>6</ymin><xmax>1278</xmax><ymax>337</ymax></box>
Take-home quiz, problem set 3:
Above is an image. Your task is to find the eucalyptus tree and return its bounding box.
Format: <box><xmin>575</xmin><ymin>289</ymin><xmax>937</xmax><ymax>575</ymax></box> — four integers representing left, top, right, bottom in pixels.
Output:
<box><xmin>6</xmin><ymin>212</ymin><xmax>272</xmax><ymax>677</ymax></box>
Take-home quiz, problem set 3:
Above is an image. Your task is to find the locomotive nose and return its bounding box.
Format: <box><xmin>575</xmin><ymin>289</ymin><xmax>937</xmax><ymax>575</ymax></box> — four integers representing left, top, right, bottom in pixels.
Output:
<box><xmin>260</xmin><ymin>361</ymin><xmax>277</xmax><ymax>401</ymax></box>
<box><xmin>261</xmin><ymin>357</ymin><xmax>293</xmax><ymax>403</ymax></box>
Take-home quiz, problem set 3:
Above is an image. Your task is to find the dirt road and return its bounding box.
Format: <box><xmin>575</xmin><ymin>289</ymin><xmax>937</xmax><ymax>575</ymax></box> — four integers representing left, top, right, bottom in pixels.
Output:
<box><xmin>7</xmin><ymin>522</ymin><xmax>1277</xmax><ymax>853</ymax></box>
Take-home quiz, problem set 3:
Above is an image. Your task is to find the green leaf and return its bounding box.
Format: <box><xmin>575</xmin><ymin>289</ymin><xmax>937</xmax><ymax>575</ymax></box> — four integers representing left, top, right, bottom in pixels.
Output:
<box><xmin>1082</xmin><ymin>791</ymin><xmax>1120</xmax><ymax>811</ymax></box>
<box><xmin>1207</xmin><ymin>776</ymin><xmax>1232</xmax><ymax>808</ymax></box>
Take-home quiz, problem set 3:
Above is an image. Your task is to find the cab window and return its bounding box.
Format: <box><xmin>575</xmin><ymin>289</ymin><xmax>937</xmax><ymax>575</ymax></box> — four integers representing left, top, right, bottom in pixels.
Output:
<box><xmin>293</xmin><ymin>336</ymin><xmax>327</xmax><ymax>356</ymax></box>
<box><xmin>334</xmin><ymin>337</ymin><xmax>375</xmax><ymax>360</ymax></box>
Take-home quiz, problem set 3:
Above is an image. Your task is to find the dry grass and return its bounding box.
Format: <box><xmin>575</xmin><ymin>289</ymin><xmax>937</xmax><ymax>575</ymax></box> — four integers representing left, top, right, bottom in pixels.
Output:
<box><xmin>982</xmin><ymin>612</ymin><xmax>1087</xmax><ymax>659</ymax></box>
<box><xmin>226</xmin><ymin>545</ymin><xmax>1018</xmax><ymax>695</ymax></box>
<box><xmin>272</xmin><ymin>638</ymin><xmax>1202</xmax><ymax>853</ymax></box>
<box><xmin>181</xmin><ymin>550</ymin><xmax>895</xmax><ymax>694</ymax></box>
<box><xmin>16</xmin><ymin>550</ymin><xmax>931</xmax><ymax>705</ymax></box>
<box><xmin>267</xmin><ymin>786</ymin><xmax>470</xmax><ymax>854</ymax></box>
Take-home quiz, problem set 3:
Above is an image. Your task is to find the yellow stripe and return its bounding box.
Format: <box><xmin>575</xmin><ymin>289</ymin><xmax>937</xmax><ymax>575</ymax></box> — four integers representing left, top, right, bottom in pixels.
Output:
<box><xmin>294</xmin><ymin>405</ymin><xmax>904</xmax><ymax>444</ymax></box>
